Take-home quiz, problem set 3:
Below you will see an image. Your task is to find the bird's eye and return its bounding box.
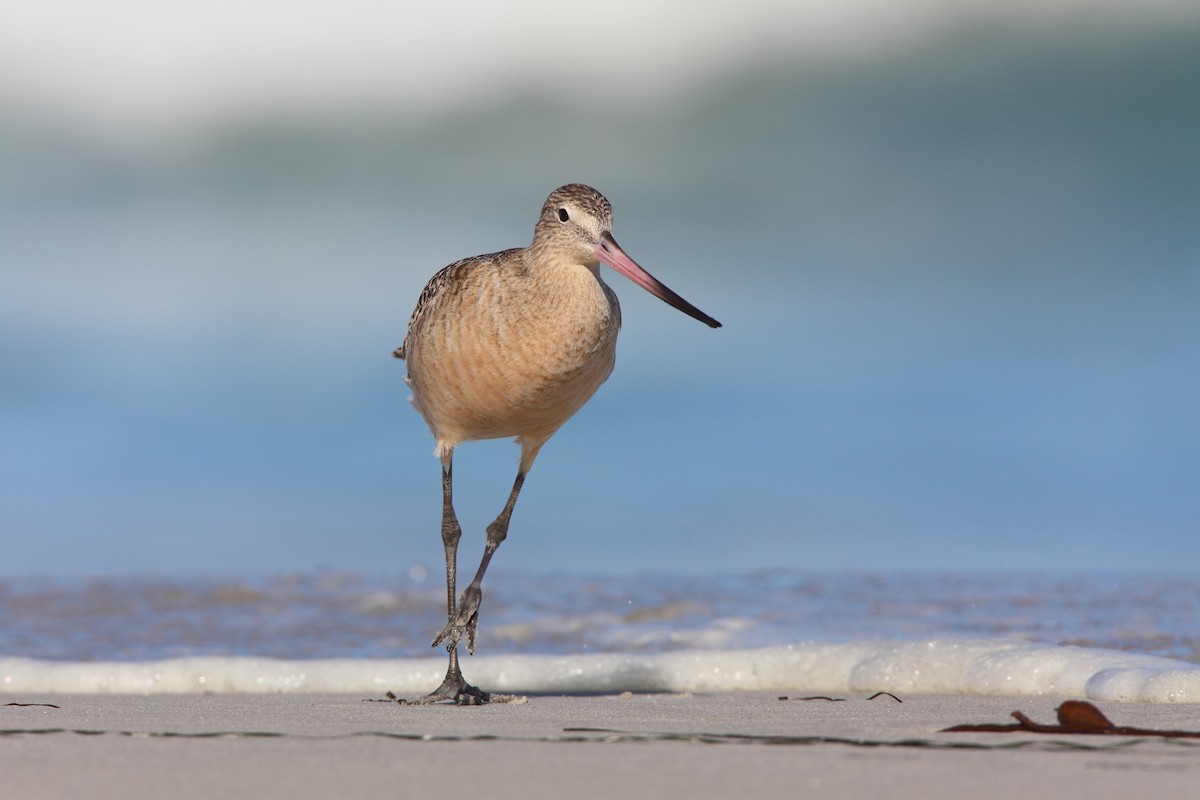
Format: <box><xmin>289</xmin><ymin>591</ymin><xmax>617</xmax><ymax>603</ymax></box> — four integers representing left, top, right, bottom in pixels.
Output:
<box><xmin>557</xmin><ymin>208</ymin><xmax>569</xmax><ymax>223</ymax></box>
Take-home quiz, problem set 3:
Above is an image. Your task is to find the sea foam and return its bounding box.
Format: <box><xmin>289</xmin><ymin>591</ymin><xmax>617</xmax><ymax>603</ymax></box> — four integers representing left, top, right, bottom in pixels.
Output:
<box><xmin>4</xmin><ymin>639</ymin><xmax>1197</xmax><ymax>702</ymax></box>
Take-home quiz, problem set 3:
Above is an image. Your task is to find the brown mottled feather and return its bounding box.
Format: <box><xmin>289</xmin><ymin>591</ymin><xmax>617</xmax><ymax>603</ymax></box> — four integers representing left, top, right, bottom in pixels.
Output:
<box><xmin>393</xmin><ymin>250</ymin><xmax>520</xmax><ymax>361</ymax></box>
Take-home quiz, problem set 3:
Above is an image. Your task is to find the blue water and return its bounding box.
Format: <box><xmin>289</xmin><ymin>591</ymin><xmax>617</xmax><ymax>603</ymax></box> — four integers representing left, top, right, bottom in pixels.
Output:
<box><xmin>2</xmin><ymin>21</ymin><xmax>1198</xmax><ymax>579</ymax></box>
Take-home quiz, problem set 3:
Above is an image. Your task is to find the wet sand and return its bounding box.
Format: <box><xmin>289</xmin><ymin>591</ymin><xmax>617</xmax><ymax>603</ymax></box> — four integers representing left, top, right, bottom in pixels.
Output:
<box><xmin>3</xmin><ymin>692</ymin><xmax>1198</xmax><ymax>799</ymax></box>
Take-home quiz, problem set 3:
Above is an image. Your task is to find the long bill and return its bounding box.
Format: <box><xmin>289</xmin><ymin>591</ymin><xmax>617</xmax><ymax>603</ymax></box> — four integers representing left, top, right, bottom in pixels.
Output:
<box><xmin>595</xmin><ymin>232</ymin><xmax>722</xmax><ymax>328</ymax></box>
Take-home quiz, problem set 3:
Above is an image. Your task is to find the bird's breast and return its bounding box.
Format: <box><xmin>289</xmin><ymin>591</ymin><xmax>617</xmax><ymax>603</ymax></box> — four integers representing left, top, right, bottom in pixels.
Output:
<box><xmin>405</xmin><ymin>264</ymin><xmax>621</xmax><ymax>445</ymax></box>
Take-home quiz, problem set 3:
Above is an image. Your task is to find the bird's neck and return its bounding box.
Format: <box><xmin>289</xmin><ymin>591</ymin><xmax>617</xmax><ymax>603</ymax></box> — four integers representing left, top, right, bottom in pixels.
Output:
<box><xmin>521</xmin><ymin>251</ymin><xmax>617</xmax><ymax>324</ymax></box>
<box><xmin>524</xmin><ymin>247</ymin><xmax>602</xmax><ymax>287</ymax></box>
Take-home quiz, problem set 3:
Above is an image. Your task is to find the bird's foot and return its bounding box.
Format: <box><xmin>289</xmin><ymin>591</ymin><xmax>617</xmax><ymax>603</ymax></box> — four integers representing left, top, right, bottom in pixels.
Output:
<box><xmin>437</xmin><ymin>676</ymin><xmax>491</xmax><ymax>706</ymax></box>
<box><xmin>388</xmin><ymin>670</ymin><xmax>491</xmax><ymax>706</ymax></box>
<box><xmin>431</xmin><ymin>585</ymin><xmax>482</xmax><ymax>654</ymax></box>
<box><xmin>387</xmin><ymin>686</ymin><xmax>527</xmax><ymax>706</ymax></box>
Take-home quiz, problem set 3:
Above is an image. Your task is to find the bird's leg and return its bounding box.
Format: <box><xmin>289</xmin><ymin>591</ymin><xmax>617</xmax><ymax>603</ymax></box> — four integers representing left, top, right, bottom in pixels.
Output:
<box><xmin>437</xmin><ymin>455</ymin><xmax>461</xmax><ymax>631</ymax></box>
<box><xmin>424</xmin><ymin>453</ymin><xmax>489</xmax><ymax>704</ymax></box>
<box><xmin>439</xmin><ymin>468</ymin><xmax>527</xmax><ymax>656</ymax></box>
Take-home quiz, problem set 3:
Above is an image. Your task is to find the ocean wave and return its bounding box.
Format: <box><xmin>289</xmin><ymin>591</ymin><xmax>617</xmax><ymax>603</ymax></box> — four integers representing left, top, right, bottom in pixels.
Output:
<box><xmin>4</xmin><ymin>639</ymin><xmax>1197</xmax><ymax>702</ymax></box>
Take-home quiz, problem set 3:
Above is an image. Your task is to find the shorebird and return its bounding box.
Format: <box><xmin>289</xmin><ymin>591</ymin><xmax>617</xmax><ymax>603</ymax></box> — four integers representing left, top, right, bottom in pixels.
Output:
<box><xmin>394</xmin><ymin>184</ymin><xmax>720</xmax><ymax>704</ymax></box>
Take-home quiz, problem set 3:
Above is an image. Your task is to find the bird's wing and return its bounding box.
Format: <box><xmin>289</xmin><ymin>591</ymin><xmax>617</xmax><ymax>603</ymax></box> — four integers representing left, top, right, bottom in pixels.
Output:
<box><xmin>393</xmin><ymin>249</ymin><xmax>521</xmax><ymax>360</ymax></box>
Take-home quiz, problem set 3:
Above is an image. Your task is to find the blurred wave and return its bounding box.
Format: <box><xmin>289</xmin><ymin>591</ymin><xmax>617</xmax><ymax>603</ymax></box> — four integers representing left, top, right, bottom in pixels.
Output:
<box><xmin>1</xmin><ymin>20</ymin><xmax>1197</xmax><ymax>575</ymax></box>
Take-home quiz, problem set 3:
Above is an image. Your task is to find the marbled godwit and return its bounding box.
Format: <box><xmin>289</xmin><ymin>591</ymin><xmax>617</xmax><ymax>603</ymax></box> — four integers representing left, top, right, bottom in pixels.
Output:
<box><xmin>394</xmin><ymin>184</ymin><xmax>720</xmax><ymax>704</ymax></box>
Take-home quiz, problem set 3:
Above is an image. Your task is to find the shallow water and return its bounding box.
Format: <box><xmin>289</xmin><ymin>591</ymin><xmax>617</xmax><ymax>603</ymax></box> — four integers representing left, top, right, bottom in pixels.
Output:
<box><xmin>2</xmin><ymin>569</ymin><xmax>1196</xmax><ymax>662</ymax></box>
<box><xmin>3</xmin><ymin>570</ymin><xmax>1198</xmax><ymax>701</ymax></box>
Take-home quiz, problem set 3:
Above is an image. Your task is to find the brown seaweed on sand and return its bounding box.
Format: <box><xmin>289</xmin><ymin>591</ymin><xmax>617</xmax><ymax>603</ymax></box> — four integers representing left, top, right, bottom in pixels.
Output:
<box><xmin>943</xmin><ymin>700</ymin><xmax>1200</xmax><ymax>738</ymax></box>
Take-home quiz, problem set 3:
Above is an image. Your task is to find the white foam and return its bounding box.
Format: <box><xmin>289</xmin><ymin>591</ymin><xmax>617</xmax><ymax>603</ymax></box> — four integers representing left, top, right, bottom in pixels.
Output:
<box><xmin>3</xmin><ymin>639</ymin><xmax>1198</xmax><ymax>702</ymax></box>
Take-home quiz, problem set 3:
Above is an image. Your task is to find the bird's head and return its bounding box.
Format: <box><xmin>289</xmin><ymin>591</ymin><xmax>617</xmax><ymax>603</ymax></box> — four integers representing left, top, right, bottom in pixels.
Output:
<box><xmin>532</xmin><ymin>183</ymin><xmax>722</xmax><ymax>329</ymax></box>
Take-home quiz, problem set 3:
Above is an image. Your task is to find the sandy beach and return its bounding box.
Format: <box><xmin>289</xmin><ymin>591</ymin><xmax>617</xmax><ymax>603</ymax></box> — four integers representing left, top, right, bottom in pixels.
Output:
<box><xmin>4</xmin><ymin>692</ymin><xmax>1197</xmax><ymax>799</ymax></box>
